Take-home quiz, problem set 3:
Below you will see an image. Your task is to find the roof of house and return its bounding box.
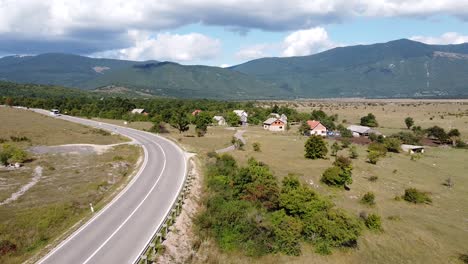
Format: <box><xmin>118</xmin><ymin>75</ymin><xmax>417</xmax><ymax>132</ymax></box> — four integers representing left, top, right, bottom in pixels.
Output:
<box><xmin>307</xmin><ymin>120</ymin><xmax>325</xmax><ymax>130</ymax></box>
<box><xmin>263</xmin><ymin>117</ymin><xmax>282</xmax><ymax>125</ymax></box>
<box><xmin>131</xmin><ymin>108</ymin><xmax>146</xmax><ymax>114</ymax></box>
<box><xmin>233</xmin><ymin>110</ymin><xmax>248</xmax><ymax>117</ymax></box>
<box><xmin>401</xmin><ymin>144</ymin><xmax>425</xmax><ymax>151</ymax></box>
<box><xmin>213</xmin><ymin>116</ymin><xmax>225</xmax><ymax>121</ymax></box>
<box><xmin>347</xmin><ymin>125</ymin><xmax>382</xmax><ymax>135</ymax></box>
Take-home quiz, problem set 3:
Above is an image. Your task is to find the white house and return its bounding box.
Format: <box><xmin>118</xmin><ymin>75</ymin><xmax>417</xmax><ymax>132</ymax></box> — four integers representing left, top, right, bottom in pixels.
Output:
<box><xmin>347</xmin><ymin>125</ymin><xmax>381</xmax><ymax>137</ymax></box>
<box><xmin>233</xmin><ymin>110</ymin><xmax>248</xmax><ymax>126</ymax></box>
<box><xmin>307</xmin><ymin>120</ymin><xmax>327</xmax><ymax>136</ymax></box>
<box><xmin>131</xmin><ymin>108</ymin><xmax>148</xmax><ymax>115</ymax></box>
<box><xmin>263</xmin><ymin>117</ymin><xmax>286</xmax><ymax>132</ymax></box>
<box><xmin>213</xmin><ymin>116</ymin><xmax>226</xmax><ymax>126</ymax></box>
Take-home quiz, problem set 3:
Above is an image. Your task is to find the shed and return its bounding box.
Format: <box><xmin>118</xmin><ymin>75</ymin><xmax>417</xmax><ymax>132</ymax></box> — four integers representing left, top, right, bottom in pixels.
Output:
<box><xmin>401</xmin><ymin>144</ymin><xmax>425</xmax><ymax>154</ymax></box>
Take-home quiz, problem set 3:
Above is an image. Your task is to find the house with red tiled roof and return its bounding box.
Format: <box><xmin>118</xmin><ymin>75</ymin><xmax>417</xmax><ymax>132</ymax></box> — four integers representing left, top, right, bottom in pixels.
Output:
<box><xmin>307</xmin><ymin>120</ymin><xmax>327</xmax><ymax>136</ymax></box>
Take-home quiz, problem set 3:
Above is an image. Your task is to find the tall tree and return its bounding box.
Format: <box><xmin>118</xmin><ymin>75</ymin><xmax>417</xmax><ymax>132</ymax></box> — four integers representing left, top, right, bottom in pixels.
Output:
<box><xmin>304</xmin><ymin>135</ymin><xmax>328</xmax><ymax>159</ymax></box>
<box><xmin>404</xmin><ymin>117</ymin><xmax>414</xmax><ymax>129</ymax></box>
<box><xmin>360</xmin><ymin>113</ymin><xmax>378</xmax><ymax>127</ymax></box>
<box><xmin>170</xmin><ymin>110</ymin><xmax>190</xmax><ymax>133</ymax></box>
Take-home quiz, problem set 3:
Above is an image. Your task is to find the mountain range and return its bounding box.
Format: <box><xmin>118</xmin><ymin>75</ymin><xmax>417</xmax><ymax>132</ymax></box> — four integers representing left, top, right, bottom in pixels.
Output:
<box><xmin>1</xmin><ymin>39</ymin><xmax>468</xmax><ymax>99</ymax></box>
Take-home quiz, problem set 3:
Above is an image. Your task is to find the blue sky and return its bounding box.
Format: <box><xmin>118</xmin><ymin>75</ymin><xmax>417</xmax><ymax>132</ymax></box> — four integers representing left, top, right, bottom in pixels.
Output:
<box><xmin>1</xmin><ymin>1</ymin><xmax>468</xmax><ymax>66</ymax></box>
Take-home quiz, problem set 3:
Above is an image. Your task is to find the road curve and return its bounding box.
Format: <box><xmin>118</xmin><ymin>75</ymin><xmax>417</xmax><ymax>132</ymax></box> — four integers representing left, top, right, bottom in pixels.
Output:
<box><xmin>33</xmin><ymin>110</ymin><xmax>187</xmax><ymax>264</ymax></box>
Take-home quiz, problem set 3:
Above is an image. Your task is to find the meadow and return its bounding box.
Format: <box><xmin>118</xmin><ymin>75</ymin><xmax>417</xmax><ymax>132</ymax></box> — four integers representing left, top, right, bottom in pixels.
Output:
<box><xmin>168</xmin><ymin>100</ymin><xmax>468</xmax><ymax>264</ymax></box>
<box><xmin>67</xmin><ymin>100</ymin><xmax>468</xmax><ymax>263</ymax></box>
<box><xmin>0</xmin><ymin>107</ymin><xmax>142</xmax><ymax>264</ymax></box>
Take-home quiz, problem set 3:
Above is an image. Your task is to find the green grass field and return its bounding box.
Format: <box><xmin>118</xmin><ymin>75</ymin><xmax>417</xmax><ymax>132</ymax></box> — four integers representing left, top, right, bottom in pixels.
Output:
<box><xmin>0</xmin><ymin>107</ymin><xmax>142</xmax><ymax>264</ymax></box>
<box><xmin>81</xmin><ymin>101</ymin><xmax>468</xmax><ymax>264</ymax></box>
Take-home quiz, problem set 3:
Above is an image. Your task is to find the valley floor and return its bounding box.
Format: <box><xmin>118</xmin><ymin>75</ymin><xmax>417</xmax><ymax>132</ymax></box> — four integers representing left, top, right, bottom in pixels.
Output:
<box><xmin>94</xmin><ymin>100</ymin><xmax>468</xmax><ymax>264</ymax></box>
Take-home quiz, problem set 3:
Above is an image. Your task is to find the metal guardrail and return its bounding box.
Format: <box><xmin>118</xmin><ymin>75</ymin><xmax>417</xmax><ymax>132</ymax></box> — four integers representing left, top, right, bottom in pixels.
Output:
<box><xmin>134</xmin><ymin>161</ymin><xmax>194</xmax><ymax>264</ymax></box>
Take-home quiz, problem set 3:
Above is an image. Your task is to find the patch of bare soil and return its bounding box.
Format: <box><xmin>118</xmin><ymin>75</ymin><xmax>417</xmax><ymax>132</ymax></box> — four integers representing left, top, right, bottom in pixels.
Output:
<box><xmin>156</xmin><ymin>159</ymin><xmax>202</xmax><ymax>264</ymax></box>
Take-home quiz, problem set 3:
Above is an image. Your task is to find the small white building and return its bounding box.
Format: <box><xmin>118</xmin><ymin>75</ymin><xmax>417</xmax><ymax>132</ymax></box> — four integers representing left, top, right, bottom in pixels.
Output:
<box><xmin>307</xmin><ymin>120</ymin><xmax>327</xmax><ymax>136</ymax></box>
<box><xmin>131</xmin><ymin>108</ymin><xmax>148</xmax><ymax>115</ymax></box>
<box><xmin>213</xmin><ymin>116</ymin><xmax>226</xmax><ymax>126</ymax></box>
<box><xmin>401</xmin><ymin>144</ymin><xmax>425</xmax><ymax>154</ymax></box>
<box><xmin>233</xmin><ymin>110</ymin><xmax>248</xmax><ymax>126</ymax></box>
<box><xmin>347</xmin><ymin>125</ymin><xmax>381</xmax><ymax>137</ymax></box>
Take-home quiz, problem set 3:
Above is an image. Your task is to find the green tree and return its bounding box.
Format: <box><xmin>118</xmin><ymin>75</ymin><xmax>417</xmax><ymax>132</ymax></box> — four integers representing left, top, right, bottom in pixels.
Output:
<box><xmin>448</xmin><ymin>128</ymin><xmax>461</xmax><ymax>146</ymax></box>
<box><xmin>331</xmin><ymin>142</ymin><xmax>341</xmax><ymax>156</ymax></box>
<box><xmin>360</xmin><ymin>113</ymin><xmax>378</xmax><ymax>127</ymax></box>
<box><xmin>170</xmin><ymin>110</ymin><xmax>190</xmax><ymax>133</ymax></box>
<box><xmin>149</xmin><ymin>115</ymin><xmax>164</xmax><ymax>133</ymax></box>
<box><xmin>426</xmin><ymin>126</ymin><xmax>448</xmax><ymax>143</ymax></box>
<box><xmin>304</xmin><ymin>135</ymin><xmax>328</xmax><ymax>159</ymax></box>
<box><xmin>194</xmin><ymin>111</ymin><xmax>213</xmax><ymax>136</ymax></box>
<box><xmin>349</xmin><ymin>145</ymin><xmax>359</xmax><ymax>159</ymax></box>
<box><xmin>404</xmin><ymin>117</ymin><xmax>414</xmax><ymax>129</ymax></box>
<box><xmin>226</xmin><ymin>112</ymin><xmax>240</xmax><ymax>127</ymax></box>
<box><xmin>337</xmin><ymin>124</ymin><xmax>352</xmax><ymax>138</ymax></box>
<box><xmin>298</xmin><ymin>121</ymin><xmax>310</xmax><ymax>135</ymax></box>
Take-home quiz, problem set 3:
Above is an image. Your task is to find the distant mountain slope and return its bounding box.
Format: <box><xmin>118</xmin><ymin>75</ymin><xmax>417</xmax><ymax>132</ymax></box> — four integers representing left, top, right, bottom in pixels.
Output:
<box><xmin>87</xmin><ymin>62</ymin><xmax>286</xmax><ymax>99</ymax></box>
<box><xmin>0</xmin><ymin>54</ymin><xmax>285</xmax><ymax>99</ymax></box>
<box><xmin>231</xmin><ymin>39</ymin><xmax>468</xmax><ymax>98</ymax></box>
<box><xmin>0</xmin><ymin>53</ymin><xmax>143</xmax><ymax>88</ymax></box>
<box><xmin>1</xmin><ymin>39</ymin><xmax>468</xmax><ymax>99</ymax></box>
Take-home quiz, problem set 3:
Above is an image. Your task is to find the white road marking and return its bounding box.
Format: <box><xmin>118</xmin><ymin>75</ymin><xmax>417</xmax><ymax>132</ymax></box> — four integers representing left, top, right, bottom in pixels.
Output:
<box><xmin>82</xmin><ymin>142</ymin><xmax>167</xmax><ymax>264</ymax></box>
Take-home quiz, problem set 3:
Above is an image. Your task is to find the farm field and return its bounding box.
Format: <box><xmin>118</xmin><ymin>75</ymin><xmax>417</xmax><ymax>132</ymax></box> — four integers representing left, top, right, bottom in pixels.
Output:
<box><xmin>0</xmin><ymin>107</ymin><xmax>142</xmax><ymax>264</ymax></box>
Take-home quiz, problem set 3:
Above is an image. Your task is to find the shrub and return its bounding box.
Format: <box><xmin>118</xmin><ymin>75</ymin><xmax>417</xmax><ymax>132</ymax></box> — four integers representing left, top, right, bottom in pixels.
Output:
<box><xmin>0</xmin><ymin>240</ymin><xmax>17</xmax><ymax>256</ymax></box>
<box><xmin>304</xmin><ymin>135</ymin><xmax>328</xmax><ymax>159</ymax></box>
<box><xmin>303</xmin><ymin>209</ymin><xmax>362</xmax><ymax>254</ymax></box>
<box><xmin>252</xmin><ymin>142</ymin><xmax>261</xmax><ymax>152</ymax></box>
<box><xmin>364</xmin><ymin>213</ymin><xmax>382</xmax><ymax>231</ymax></box>
<box><xmin>391</xmin><ymin>131</ymin><xmax>422</xmax><ymax>145</ymax></box>
<box><xmin>321</xmin><ymin>166</ymin><xmax>352</xmax><ymax>187</ymax></box>
<box><xmin>341</xmin><ymin>138</ymin><xmax>351</xmax><ymax>148</ymax></box>
<box><xmin>349</xmin><ymin>145</ymin><xmax>359</xmax><ymax>159</ymax></box>
<box><xmin>459</xmin><ymin>253</ymin><xmax>468</xmax><ymax>264</ymax></box>
<box><xmin>402</xmin><ymin>188</ymin><xmax>432</xmax><ymax>204</ymax></box>
<box><xmin>331</xmin><ymin>142</ymin><xmax>341</xmax><ymax>156</ymax></box>
<box><xmin>367</xmin><ymin>151</ymin><xmax>380</xmax><ymax>165</ymax></box>
<box><xmin>368</xmin><ymin>175</ymin><xmax>378</xmax><ymax>182</ymax></box>
<box><xmin>360</xmin><ymin>192</ymin><xmax>375</xmax><ymax>206</ymax></box>
<box><xmin>383</xmin><ymin>137</ymin><xmax>402</xmax><ymax>153</ymax></box>
<box><xmin>368</xmin><ymin>142</ymin><xmax>387</xmax><ymax>157</ymax></box>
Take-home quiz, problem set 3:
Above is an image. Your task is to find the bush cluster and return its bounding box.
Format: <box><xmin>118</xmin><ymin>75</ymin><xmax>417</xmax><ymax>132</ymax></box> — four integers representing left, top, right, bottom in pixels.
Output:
<box><xmin>321</xmin><ymin>156</ymin><xmax>353</xmax><ymax>187</ymax></box>
<box><xmin>402</xmin><ymin>188</ymin><xmax>432</xmax><ymax>204</ymax></box>
<box><xmin>197</xmin><ymin>154</ymin><xmax>363</xmax><ymax>256</ymax></box>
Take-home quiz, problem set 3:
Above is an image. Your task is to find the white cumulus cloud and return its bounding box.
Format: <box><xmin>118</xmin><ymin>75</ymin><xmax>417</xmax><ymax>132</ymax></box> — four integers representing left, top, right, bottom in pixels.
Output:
<box><xmin>282</xmin><ymin>27</ymin><xmax>338</xmax><ymax>57</ymax></box>
<box><xmin>102</xmin><ymin>30</ymin><xmax>221</xmax><ymax>62</ymax></box>
<box><xmin>235</xmin><ymin>27</ymin><xmax>340</xmax><ymax>62</ymax></box>
<box><xmin>410</xmin><ymin>32</ymin><xmax>468</xmax><ymax>45</ymax></box>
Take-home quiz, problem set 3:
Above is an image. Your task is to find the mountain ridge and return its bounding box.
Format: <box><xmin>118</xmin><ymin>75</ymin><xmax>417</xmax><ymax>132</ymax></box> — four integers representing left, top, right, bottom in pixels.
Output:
<box><xmin>1</xmin><ymin>39</ymin><xmax>468</xmax><ymax>99</ymax></box>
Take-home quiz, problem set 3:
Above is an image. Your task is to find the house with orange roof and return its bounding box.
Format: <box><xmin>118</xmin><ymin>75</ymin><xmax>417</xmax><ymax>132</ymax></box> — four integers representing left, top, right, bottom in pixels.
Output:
<box><xmin>307</xmin><ymin>120</ymin><xmax>327</xmax><ymax>136</ymax></box>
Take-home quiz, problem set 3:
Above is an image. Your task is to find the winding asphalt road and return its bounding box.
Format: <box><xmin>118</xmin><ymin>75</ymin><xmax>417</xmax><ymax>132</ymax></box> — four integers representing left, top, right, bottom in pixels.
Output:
<box><xmin>33</xmin><ymin>110</ymin><xmax>187</xmax><ymax>264</ymax></box>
